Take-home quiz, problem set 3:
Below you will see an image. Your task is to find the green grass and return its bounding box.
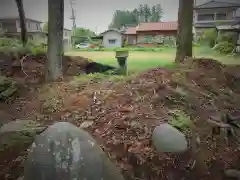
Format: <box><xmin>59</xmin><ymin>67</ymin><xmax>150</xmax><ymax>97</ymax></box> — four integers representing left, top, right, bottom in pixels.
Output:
<box><xmin>65</xmin><ymin>46</ymin><xmax>240</xmax><ymax>73</ymax></box>
<box><xmin>66</xmin><ymin>51</ymin><xmax>175</xmax><ymax>73</ymax></box>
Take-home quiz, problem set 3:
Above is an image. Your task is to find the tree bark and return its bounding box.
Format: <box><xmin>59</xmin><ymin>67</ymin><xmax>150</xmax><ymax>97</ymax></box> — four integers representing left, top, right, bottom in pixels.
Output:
<box><xmin>46</xmin><ymin>0</ymin><xmax>64</xmax><ymax>82</ymax></box>
<box><xmin>175</xmin><ymin>0</ymin><xmax>194</xmax><ymax>63</ymax></box>
<box><xmin>15</xmin><ymin>0</ymin><xmax>27</xmax><ymax>46</ymax></box>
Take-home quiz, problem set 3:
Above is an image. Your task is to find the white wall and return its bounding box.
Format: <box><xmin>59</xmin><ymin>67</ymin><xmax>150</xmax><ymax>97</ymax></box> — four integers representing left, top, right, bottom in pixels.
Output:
<box><xmin>102</xmin><ymin>30</ymin><xmax>122</xmax><ymax>48</ymax></box>
<box><xmin>16</xmin><ymin>20</ymin><xmax>41</xmax><ymax>33</ymax></box>
<box><xmin>236</xmin><ymin>8</ymin><xmax>240</xmax><ymax>17</ymax></box>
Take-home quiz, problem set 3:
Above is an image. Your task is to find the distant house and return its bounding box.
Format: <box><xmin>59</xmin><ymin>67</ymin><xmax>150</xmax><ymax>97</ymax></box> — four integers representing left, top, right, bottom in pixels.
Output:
<box><xmin>63</xmin><ymin>28</ymin><xmax>72</xmax><ymax>49</ymax></box>
<box><xmin>124</xmin><ymin>21</ymin><xmax>178</xmax><ymax>45</ymax></box>
<box><xmin>0</xmin><ymin>17</ymin><xmax>72</xmax><ymax>49</ymax></box>
<box><xmin>97</xmin><ymin>22</ymin><xmax>178</xmax><ymax>48</ymax></box>
<box><xmin>0</xmin><ymin>17</ymin><xmax>45</xmax><ymax>42</ymax></box>
<box><xmin>193</xmin><ymin>0</ymin><xmax>240</xmax><ymax>36</ymax></box>
<box><xmin>99</xmin><ymin>29</ymin><xmax>124</xmax><ymax>48</ymax></box>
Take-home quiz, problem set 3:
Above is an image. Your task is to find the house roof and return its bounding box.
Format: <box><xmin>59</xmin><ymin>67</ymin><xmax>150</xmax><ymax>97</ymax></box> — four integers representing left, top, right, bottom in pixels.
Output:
<box><xmin>100</xmin><ymin>29</ymin><xmax>123</xmax><ymax>35</ymax></box>
<box><xmin>64</xmin><ymin>28</ymin><xmax>72</xmax><ymax>31</ymax></box>
<box><xmin>124</xmin><ymin>27</ymin><xmax>137</xmax><ymax>35</ymax></box>
<box><xmin>194</xmin><ymin>0</ymin><xmax>240</xmax><ymax>9</ymax></box>
<box><xmin>194</xmin><ymin>22</ymin><xmax>217</xmax><ymax>28</ymax></box>
<box><xmin>136</xmin><ymin>21</ymin><xmax>178</xmax><ymax>32</ymax></box>
<box><xmin>0</xmin><ymin>17</ymin><xmax>43</xmax><ymax>23</ymax></box>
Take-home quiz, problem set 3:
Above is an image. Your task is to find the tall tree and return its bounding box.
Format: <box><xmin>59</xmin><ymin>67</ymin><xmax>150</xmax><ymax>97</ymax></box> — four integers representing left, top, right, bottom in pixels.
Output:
<box><xmin>15</xmin><ymin>0</ymin><xmax>27</xmax><ymax>46</ymax></box>
<box><xmin>150</xmin><ymin>4</ymin><xmax>163</xmax><ymax>22</ymax></box>
<box><xmin>143</xmin><ymin>4</ymin><xmax>151</xmax><ymax>22</ymax></box>
<box><xmin>46</xmin><ymin>0</ymin><xmax>64</xmax><ymax>81</ymax></box>
<box><xmin>109</xmin><ymin>4</ymin><xmax>163</xmax><ymax>29</ymax></box>
<box><xmin>132</xmin><ymin>8</ymin><xmax>139</xmax><ymax>23</ymax></box>
<box><xmin>109</xmin><ymin>10</ymin><xmax>139</xmax><ymax>29</ymax></box>
<box><xmin>175</xmin><ymin>0</ymin><xmax>194</xmax><ymax>63</ymax></box>
<box><xmin>138</xmin><ymin>4</ymin><xmax>144</xmax><ymax>23</ymax></box>
<box><xmin>73</xmin><ymin>27</ymin><xmax>96</xmax><ymax>37</ymax></box>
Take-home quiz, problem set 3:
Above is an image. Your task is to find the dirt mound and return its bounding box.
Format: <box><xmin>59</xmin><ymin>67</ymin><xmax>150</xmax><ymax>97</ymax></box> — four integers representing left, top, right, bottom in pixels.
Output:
<box><xmin>1</xmin><ymin>58</ymin><xmax>240</xmax><ymax>180</ymax></box>
<box><xmin>68</xmin><ymin>59</ymin><xmax>240</xmax><ymax>180</ymax></box>
<box><xmin>0</xmin><ymin>53</ymin><xmax>116</xmax><ymax>84</ymax></box>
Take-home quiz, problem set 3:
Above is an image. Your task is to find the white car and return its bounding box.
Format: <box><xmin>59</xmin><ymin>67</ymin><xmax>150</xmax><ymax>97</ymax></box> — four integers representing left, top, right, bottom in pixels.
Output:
<box><xmin>75</xmin><ymin>43</ymin><xmax>90</xmax><ymax>49</ymax></box>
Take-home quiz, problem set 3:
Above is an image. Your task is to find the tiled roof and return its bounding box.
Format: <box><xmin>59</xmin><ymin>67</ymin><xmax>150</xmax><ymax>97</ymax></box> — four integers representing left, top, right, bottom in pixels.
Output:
<box><xmin>0</xmin><ymin>17</ymin><xmax>43</xmax><ymax>23</ymax></box>
<box><xmin>194</xmin><ymin>22</ymin><xmax>216</xmax><ymax>28</ymax></box>
<box><xmin>194</xmin><ymin>0</ymin><xmax>240</xmax><ymax>9</ymax></box>
<box><xmin>100</xmin><ymin>29</ymin><xmax>123</xmax><ymax>35</ymax></box>
<box><xmin>125</xmin><ymin>27</ymin><xmax>137</xmax><ymax>35</ymax></box>
<box><xmin>136</xmin><ymin>21</ymin><xmax>178</xmax><ymax>32</ymax></box>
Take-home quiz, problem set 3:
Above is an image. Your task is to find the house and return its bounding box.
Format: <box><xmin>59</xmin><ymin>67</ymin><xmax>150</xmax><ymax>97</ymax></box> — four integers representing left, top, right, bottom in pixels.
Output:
<box><xmin>97</xmin><ymin>22</ymin><xmax>177</xmax><ymax>48</ymax></box>
<box><xmin>193</xmin><ymin>0</ymin><xmax>240</xmax><ymax>36</ymax></box>
<box><xmin>63</xmin><ymin>28</ymin><xmax>72</xmax><ymax>49</ymax></box>
<box><xmin>99</xmin><ymin>29</ymin><xmax>124</xmax><ymax>48</ymax></box>
<box><xmin>231</xmin><ymin>19</ymin><xmax>240</xmax><ymax>52</ymax></box>
<box><xmin>124</xmin><ymin>21</ymin><xmax>178</xmax><ymax>45</ymax></box>
<box><xmin>0</xmin><ymin>17</ymin><xmax>72</xmax><ymax>49</ymax></box>
<box><xmin>0</xmin><ymin>17</ymin><xmax>45</xmax><ymax>42</ymax></box>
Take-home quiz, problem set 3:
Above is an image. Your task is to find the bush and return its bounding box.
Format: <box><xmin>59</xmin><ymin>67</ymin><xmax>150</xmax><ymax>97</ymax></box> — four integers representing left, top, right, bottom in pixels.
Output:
<box><xmin>216</xmin><ymin>32</ymin><xmax>236</xmax><ymax>44</ymax></box>
<box><xmin>201</xmin><ymin>28</ymin><xmax>217</xmax><ymax>47</ymax></box>
<box><xmin>213</xmin><ymin>41</ymin><xmax>235</xmax><ymax>54</ymax></box>
<box><xmin>0</xmin><ymin>38</ymin><xmax>22</xmax><ymax>48</ymax></box>
<box><xmin>0</xmin><ymin>38</ymin><xmax>46</xmax><ymax>56</ymax></box>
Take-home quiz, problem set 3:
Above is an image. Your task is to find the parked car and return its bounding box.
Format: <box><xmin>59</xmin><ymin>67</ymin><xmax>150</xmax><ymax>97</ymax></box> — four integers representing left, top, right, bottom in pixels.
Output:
<box><xmin>75</xmin><ymin>43</ymin><xmax>90</xmax><ymax>49</ymax></box>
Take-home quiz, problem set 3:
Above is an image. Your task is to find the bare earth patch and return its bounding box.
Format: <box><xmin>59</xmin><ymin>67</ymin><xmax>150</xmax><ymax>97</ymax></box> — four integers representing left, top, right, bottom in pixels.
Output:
<box><xmin>0</xmin><ymin>56</ymin><xmax>240</xmax><ymax>180</ymax></box>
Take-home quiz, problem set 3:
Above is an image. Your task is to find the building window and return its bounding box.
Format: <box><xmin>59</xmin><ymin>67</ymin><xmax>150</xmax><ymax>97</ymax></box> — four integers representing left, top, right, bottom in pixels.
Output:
<box><xmin>197</xmin><ymin>14</ymin><xmax>214</xmax><ymax>21</ymax></box>
<box><xmin>16</xmin><ymin>20</ymin><xmax>20</xmax><ymax>28</ymax></box>
<box><xmin>108</xmin><ymin>39</ymin><xmax>116</xmax><ymax>44</ymax></box>
<box><xmin>28</xmin><ymin>22</ymin><xmax>30</xmax><ymax>28</ymax></box>
<box><xmin>65</xmin><ymin>31</ymin><xmax>68</xmax><ymax>36</ymax></box>
<box><xmin>36</xmin><ymin>23</ymin><xmax>39</xmax><ymax>30</ymax></box>
<box><xmin>216</xmin><ymin>13</ymin><xmax>227</xmax><ymax>20</ymax></box>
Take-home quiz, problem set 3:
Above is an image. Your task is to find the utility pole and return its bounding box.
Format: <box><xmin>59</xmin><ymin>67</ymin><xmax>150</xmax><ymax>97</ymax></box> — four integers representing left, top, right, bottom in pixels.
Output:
<box><xmin>69</xmin><ymin>0</ymin><xmax>76</xmax><ymax>47</ymax></box>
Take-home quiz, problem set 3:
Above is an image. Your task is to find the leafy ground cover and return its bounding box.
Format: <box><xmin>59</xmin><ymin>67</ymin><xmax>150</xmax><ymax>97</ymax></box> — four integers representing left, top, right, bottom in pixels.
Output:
<box><xmin>0</xmin><ymin>49</ymin><xmax>240</xmax><ymax>180</ymax></box>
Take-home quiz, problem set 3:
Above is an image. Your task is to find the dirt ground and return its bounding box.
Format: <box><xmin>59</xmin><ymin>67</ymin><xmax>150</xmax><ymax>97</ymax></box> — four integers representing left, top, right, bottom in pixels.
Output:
<box><xmin>0</xmin><ymin>55</ymin><xmax>240</xmax><ymax>180</ymax></box>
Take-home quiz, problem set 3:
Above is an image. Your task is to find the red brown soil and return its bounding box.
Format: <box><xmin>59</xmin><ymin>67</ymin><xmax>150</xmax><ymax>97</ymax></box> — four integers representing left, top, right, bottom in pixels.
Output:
<box><xmin>1</xmin><ymin>56</ymin><xmax>240</xmax><ymax>180</ymax></box>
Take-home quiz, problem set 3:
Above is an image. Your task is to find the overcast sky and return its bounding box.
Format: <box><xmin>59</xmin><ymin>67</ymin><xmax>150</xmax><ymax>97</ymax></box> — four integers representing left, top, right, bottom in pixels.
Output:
<box><xmin>0</xmin><ymin>0</ymin><xmax>209</xmax><ymax>33</ymax></box>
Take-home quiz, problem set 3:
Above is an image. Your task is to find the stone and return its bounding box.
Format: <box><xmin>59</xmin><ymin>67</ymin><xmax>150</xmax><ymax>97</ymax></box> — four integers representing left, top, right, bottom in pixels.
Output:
<box><xmin>24</xmin><ymin>122</ymin><xmax>125</xmax><ymax>180</ymax></box>
<box><xmin>224</xmin><ymin>169</ymin><xmax>240</xmax><ymax>180</ymax></box>
<box><xmin>0</xmin><ymin>119</ymin><xmax>45</xmax><ymax>150</ymax></box>
<box><xmin>80</xmin><ymin>120</ymin><xmax>94</xmax><ymax>129</ymax></box>
<box><xmin>0</xmin><ymin>120</ymin><xmax>42</xmax><ymax>133</ymax></box>
<box><xmin>152</xmin><ymin>123</ymin><xmax>188</xmax><ymax>153</ymax></box>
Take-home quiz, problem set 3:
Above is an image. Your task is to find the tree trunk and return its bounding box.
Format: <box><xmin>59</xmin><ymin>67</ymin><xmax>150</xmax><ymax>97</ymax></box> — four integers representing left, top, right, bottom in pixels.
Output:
<box><xmin>15</xmin><ymin>0</ymin><xmax>27</xmax><ymax>46</ymax></box>
<box><xmin>46</xmin><ymin>0</ymin><xmax>64</xmax><ymax>82</ymax></box>
<box><xmin>175</xmin><ymin>0</ymin><xmax>194</xmax><ymax>63</ymax></box>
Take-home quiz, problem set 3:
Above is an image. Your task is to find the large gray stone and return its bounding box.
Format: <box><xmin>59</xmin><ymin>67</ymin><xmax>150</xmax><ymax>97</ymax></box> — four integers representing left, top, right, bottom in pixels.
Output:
<box><xmin>152</xmin><ymin>123</ymin><xmax>188</xmax><ymax>153</ymax></box>
<box><xmin>24</xmin><ymin>122</ymin><xmax>125</xmax><ymax>180</ymax></box>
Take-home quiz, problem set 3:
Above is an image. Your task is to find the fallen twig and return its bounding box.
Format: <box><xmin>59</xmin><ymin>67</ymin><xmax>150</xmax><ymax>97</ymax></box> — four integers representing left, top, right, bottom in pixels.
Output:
<box><xmin>20</xmin><ymin>55</ymin><xmax>29</xmax><ymax>77</ymax></box>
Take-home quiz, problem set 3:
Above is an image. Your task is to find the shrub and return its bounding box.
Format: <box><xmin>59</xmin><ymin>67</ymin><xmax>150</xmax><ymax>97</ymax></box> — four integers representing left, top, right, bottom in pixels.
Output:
<box><xmin>216</xmin><ymin>32</ymin><xmax>236</xmax><ymax>44</ymax></box>
<box><xmin>0</xmin><ymin>38</ymin><xmax>21</xmax><ymax>48</ymax></box>
<box><xmin>213</xmin><ymin>41</ymin><xmax>235</xmax><ymax>54</ymax></box>
<box><xmin>0</xmin><ymin>38</ymin><xmax>47</xmax><ymax>56</ymax></box>
<box><xmin>31</xmin><ymin>46</ymin><xmax>47</xmax><ymax>55</ymax></box>
<box><xmin>201</xmin><ymin>28</ymin><xmax>217</xmax><ymax>47</ymax></box>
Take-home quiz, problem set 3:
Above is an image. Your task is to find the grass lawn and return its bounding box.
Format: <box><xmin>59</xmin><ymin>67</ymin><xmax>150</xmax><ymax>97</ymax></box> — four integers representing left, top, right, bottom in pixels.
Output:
<box><xmin>66</xmin><ymin>47</ymin><xmax>240</xmax><ymax>73</ymax></box>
